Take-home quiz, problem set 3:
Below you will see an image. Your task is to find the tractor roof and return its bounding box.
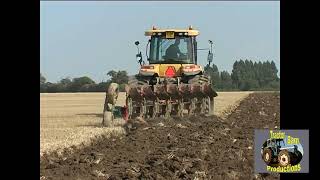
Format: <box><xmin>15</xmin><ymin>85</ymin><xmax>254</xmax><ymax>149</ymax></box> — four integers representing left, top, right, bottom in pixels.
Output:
<box><xmin>145</xmin><ymin>26</ymin><xmax>199</xmax><ymax>36</ymax></box>
<box><xmin>268</xmin><ymin>138</ymin><xmax>284</xmax><ymax>141</ymax></box>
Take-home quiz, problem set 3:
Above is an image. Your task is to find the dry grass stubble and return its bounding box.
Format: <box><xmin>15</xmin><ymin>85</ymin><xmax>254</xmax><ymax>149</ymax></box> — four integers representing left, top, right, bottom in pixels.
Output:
<box><xmin>40</xmin><ymin>93</ymin><xmax>126</xmax><ymax>156</ymax></box>
<box><xmin>214</xmin><ymin>91</ymin><xmax>253</xmax><ymax>119</ymax></box>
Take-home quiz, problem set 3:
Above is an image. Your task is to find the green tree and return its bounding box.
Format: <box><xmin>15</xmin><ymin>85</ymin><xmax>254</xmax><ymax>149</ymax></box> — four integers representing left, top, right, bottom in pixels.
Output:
<box><xmin>40</xmin><ymin>73</ymin><xmax>47</xmax><ymax>92</ymax></box>
<box><xmin>70</xmin><ymin>76</ymin><xmax>95</xmax><ymax>92</ymax></box>
<box><xmin>40</xmin><ymin>73</ymin><xmax>46</xmax><ymax>84</ymax></box>
<box><xmin>58</xmin><ymin>77</ymin><xmax>72</xmax><ymax>92</ymax></box>
<box><xmin>270</xmin><ymin>61</ymin><xmax>279</xmax><ymax>81</ymax></box>
<box><xmin>257</xmin><ymin>61</ymin><xmax>280</xmax><ymax>89</ymax></box>
<box><xmin>106</xmin><ymin>70</ymin><xmax>129</xmax><ymax>92</ymax></box>
<box><xmin>204</xmin><ymin>63</ymin><xmax>221</xmax><ymax>89</ymax></box>
<box><xmin>79</xmin><ymin>84</ymin><xmax>96</xmax><ymax>92</ymax></box>
<box><xmin>220</xmin><ymin>71</ymin><xmax>233</xmax><ymax>90</ymax></box>
<box><xmin>107</xmin><ymin>70</ymin><xmax>129</xmax><ymax>84</ymax></box>
<box><xmin>231</xmin><ymin>60</ymin><xmax>246</xmax><ymax>89</ymax></box>
<box><xmin>231</xmin><ymin>60</ymin><xmax>260</xmax><ymax>90</ymax></box>
<box><xmin>60</xmin><ymin>78</ymin><xmax>72</xmax><ymax>85</ymax></box>
<box><xmin>95</xmin><ymin>81</ymin><xmax>110</xmax><ymax>92</ymax></box>
<box><xmin>107</xmin><ymin>70</ymin><xmax>117</xmax><ymax>79</ymax></box>
<box><xmin>45</xmin><ymin>82</ymin><xmax>60</xmax><ymax>93</ymax></box>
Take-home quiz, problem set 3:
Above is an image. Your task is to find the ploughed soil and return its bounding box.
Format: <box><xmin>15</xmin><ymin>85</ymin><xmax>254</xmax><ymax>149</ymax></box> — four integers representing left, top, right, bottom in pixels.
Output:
<box><xmin>40</xmin><ymin>92</ymin><xmax>280</xmax><ymax>180</ymax></box>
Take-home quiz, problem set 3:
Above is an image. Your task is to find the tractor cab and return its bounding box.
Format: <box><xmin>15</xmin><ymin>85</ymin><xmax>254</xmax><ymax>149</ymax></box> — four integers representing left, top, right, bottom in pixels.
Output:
<box><xmin>262</xmin><ymin>138</ymin><xmax>285</xmax><ymax>156</ymax></box>
<box><xmin>145</xmin><ymin>26</ymin><xmax>199</xmax><ymax>64</ymax></box>
<box><xmin>134</xmin><ymin>26</ymin><xmax>213</xmax><ymax>78</ymax></box>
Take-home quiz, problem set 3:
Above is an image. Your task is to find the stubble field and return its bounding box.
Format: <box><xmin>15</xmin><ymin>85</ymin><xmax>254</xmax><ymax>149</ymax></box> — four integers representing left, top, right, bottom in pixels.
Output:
<box><xmin>40</xmin><ymin>92</ymin><xmax>252</xmax><ymax>155</ymax></box>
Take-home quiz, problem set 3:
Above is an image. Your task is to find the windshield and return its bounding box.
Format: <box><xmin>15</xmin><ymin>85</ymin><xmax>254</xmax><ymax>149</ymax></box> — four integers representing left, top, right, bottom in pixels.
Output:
<box><xmin>276</xmin><ymin>139</ymin><xmax>285</xmax><ymax>147</ymax></box>
<box><xmin>149</xmin><ymin>36</ymin><xmax>194</xmax><ymax>64</ymax></box>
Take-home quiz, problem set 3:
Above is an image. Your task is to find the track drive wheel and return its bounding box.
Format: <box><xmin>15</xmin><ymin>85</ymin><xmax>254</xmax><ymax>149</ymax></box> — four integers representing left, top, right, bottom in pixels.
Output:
<box><xmin>102</xmin><ymin>83</ymin><xmax>119</xmax><ymax>127</ymax></box>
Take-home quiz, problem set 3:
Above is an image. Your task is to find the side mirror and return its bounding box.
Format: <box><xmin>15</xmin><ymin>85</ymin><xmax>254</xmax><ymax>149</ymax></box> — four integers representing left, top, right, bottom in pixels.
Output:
<box><xmin>207</xmin><ymin>40</ymin><xmax>213</xmax><ymax>65</ymax></box>
<box><xmin>136</xmin><ymin>52</ymin><xmax>143</xmax><ymax>66</ymax></box>
<box><xmin>136</xmin><ymin>52</ymin><xmax>142</xmax><ymax>60</ymax></box>
<box><xmin>207</xmin><ymin>52</ymin><xmax>213</xmax><ymax>63</ymax></box>
<box><xmin>134</xmin><ymin>40</ymin><xmax>143</xmax><ymax>65</ymax></box>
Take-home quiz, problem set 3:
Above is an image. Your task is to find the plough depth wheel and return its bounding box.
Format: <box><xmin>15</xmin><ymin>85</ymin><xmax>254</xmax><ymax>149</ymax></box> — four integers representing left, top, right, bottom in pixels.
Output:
<box><xmin>102</xmin><ymin>83</ymin><xmax>119</xmax><ymax>127</ymax></box>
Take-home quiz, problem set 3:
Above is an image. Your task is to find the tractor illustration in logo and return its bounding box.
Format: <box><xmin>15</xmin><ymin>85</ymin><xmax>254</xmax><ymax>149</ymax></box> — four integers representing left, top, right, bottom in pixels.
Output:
<box><xmin>261</xmin><ymin>138</ymin><xmax>303</xmax><ymax>167</ymax></box>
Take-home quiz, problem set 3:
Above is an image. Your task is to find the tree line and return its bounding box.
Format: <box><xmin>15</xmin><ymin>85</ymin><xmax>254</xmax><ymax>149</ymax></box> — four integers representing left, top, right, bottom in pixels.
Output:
<box><xmin>40</xmin><ymin>60</ymin><xmax>279</xmax><ymax>93</ymax></box>
<box><xmin>205</xmin><ymin>60</ymin><xmax>279</xmax><ymax>91</ymax></box>
<box><xmin>40</xmin><ymin>70</ymin><xmax>128</xmax><ymax>93</ymax></box>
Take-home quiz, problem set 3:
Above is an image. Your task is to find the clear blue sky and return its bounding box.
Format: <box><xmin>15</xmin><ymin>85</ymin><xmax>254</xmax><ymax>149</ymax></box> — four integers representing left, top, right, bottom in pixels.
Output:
<box><xmin>40</xmin><ymin>1</ymin><xmax>280</xmax><ymax>83</ymax></box>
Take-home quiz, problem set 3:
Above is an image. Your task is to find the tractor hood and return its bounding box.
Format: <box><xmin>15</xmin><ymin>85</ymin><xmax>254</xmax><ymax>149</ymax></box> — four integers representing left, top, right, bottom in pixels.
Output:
<box><xmin>280</xmin><ymin>146</ymin><xmax>296</xmax><ymax>150</ymax></box>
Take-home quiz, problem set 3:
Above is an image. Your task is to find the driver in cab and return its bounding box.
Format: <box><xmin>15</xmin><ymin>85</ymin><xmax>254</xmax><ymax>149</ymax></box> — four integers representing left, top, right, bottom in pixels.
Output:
<box><xmin>165</xmin><ymin>38</ymin><xmax>183</xmax><ymax>59</ymax></box>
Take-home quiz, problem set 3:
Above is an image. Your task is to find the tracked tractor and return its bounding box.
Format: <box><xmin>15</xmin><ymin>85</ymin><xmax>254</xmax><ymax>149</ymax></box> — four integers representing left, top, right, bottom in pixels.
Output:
<box><xmin>102</xmin><ymin>26</ymin><xmax>217</xmax><ymax>126</ymax></box>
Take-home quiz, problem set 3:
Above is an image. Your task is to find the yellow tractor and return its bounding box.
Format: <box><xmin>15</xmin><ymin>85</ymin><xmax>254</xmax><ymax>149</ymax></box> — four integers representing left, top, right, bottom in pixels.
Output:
<box><xmin>103</xmin><ymin>26</ymin><xmax>217</xmax><ymax>126</ymax></box>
